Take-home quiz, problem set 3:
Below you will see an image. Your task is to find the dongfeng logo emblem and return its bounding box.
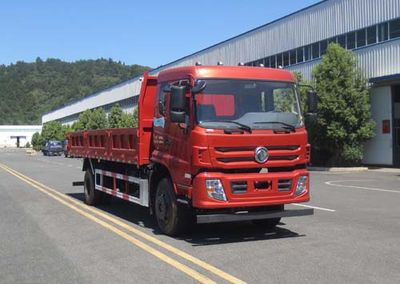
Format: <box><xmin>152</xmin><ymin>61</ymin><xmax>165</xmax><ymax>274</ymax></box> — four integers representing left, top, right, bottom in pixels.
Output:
<box><xmin>255</xmin><ymin>147</ymin><xmax>269</xmax><ymax>163</ymax></box>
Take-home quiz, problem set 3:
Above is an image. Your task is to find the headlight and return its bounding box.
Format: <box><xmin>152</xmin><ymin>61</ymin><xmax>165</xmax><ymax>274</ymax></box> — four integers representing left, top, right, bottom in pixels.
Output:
<box><xmin>206</xmin><ymin>179</ymin><xmax>227</xmax><ymax>201</ymax></box>
<box><xmin>295</xmin><ymin>176</ymin><xmax>308</xmax><ymax>196</ymax></box>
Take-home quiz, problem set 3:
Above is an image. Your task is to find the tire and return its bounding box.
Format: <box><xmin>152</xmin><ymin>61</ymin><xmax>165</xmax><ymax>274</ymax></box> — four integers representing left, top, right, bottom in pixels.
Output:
<box><xmin>84</xmin><ymin>170</ymin><xmax>102</xmax><ymax>205</ymax></box>
<box><xmin>154</xmin><ymin>178</ymin><xmax>191</xmax><ymax>236</ymax></box>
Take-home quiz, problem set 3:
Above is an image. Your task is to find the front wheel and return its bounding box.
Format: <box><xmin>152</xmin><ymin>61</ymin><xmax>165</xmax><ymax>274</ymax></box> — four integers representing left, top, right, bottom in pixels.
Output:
<box><xmin>154</xmin><ymin>178</ymin><xmax>192</xmax><ymax>236</ymax></box>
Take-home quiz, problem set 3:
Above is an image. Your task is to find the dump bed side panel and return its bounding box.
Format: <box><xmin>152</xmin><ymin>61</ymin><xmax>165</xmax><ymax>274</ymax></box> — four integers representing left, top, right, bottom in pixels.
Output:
<box><xmin>69</xmin><ymin>128</ymin><xmax>139</xmax><ymax>165</ymax></box>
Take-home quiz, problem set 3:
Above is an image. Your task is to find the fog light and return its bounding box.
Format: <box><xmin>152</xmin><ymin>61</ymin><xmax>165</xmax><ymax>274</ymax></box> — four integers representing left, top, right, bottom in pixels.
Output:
<box><xmin>206</xmin><ymin>179</ymin><xmax>227</xmax><ymax>201</ymax></box>
<box><xmin>295</xmin><ymin>176</ymin><xmax>308</xmax><ymax>196</ymax></box>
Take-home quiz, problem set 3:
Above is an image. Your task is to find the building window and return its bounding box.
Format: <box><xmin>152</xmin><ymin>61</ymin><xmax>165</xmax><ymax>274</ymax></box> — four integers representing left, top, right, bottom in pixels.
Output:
<box><xmin>320</xmin><ymin>40</ymin><xmax>328</xmax><ymax>55</ymax></box>
<box><xmin>304</xmin><ymin>45</ymin><xmax>311</xmax><ymax>61</ymax></box>
<box><xmin>312</xmin><ymin>42</ymin><xmax>319</xmax><ymax>59</ymax></box>
<box><xmin>367</xmin><ymin>26</ymin><xmax>377</xmax><ymax>44</ymax></box>
<box><xmin>356</xmin><ymin>29</ymin><xmax>366</xmax><ymax>47</ymax></box>
<box><xmin>283</xmin><ymin>52</ymin><xmax>289</xmax><ymax>66</ymax></box>
<box><xmin>246</xmin><ymin>17</ymin><xmax>400</xmax><ymax>69</ymax></box>
<box><xmin>296</xmin><ymin>47</ymin><xmax>304</xmax><ymax>63</ymax></box>
<box><xmin>289</xmin><ymin>49</ymin><xmax>297</xmax><ymax>65</ymax></box>
<box><xmin>378</xmin><ymin>22</ymin><xmax>389</xmax><ymax>42</ymax></box>
<box><xmin>277</xmin><ymin>53</ymin><xmax>283</xmax><ymax>67</ymax></box>
<box><xmin>264</xmin><ymin>57</ymin><xmax>271</xmax><ymax>67</ymax></box>
<box><xmin>337</xmin><ymin>34</ymin><xmax>346</xmax><ymax>48</ymax></box>
<box><xmin>389</xmin><ymin>18</ymin><xmax>400</xmax><ymax>39</ymax></box>
<box><xmin>256</xmin><ymin>59</ymin><xmax>264</xmax><ymax>66</ymax></box>
<box><xmin>271</xmin><ymin>55</ymin><xmax>277</xmax><ymax>68</ymax></box>
<box><xmin>347</xmin><ymin>32</ymin><xmax>356</xmax><ymax>49</ymax></box>
<box><xmin>327</xmin><ymin>37</ymin><xmax>336</xmax><ymax>45</ymax></box>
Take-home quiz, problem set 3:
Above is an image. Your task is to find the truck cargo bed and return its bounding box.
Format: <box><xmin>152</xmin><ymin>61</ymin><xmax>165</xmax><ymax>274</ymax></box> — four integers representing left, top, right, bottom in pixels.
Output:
<box><xmin>69</xmin><ymin>128</ymin><xmax>139</xmax><ymax>164</ymax></box>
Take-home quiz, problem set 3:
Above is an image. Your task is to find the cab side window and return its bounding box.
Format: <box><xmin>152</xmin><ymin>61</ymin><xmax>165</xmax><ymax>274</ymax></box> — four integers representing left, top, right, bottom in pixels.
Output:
<box><xmin>158</xmin><ymin>83</ymin><xmax>168</xmax><ymax>116</ymax></box>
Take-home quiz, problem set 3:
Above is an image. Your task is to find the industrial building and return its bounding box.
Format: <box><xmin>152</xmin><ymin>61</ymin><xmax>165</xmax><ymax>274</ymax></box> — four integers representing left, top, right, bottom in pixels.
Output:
<box><xmin>42</xmin><ymin>0</ymin><xmax>400</xmax><ymax>166</ymax></box>
<box><xmin>0</xmin><ymin>125</ymin><xmax>42</xmax><ymax>148</ymax></box>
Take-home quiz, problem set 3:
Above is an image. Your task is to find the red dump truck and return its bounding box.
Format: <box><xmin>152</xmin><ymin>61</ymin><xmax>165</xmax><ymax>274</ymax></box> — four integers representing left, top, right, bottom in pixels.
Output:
<box><xmin>68</xmin><ymin>65</ymin><xmax>316</xmax><ymax>236</ymax></box>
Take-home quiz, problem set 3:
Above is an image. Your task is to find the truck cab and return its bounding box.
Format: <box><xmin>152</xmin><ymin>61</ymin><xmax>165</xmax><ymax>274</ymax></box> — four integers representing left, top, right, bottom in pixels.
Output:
<box><xmin>150</xmin><ymin>66</ymin><xmax>312</xmax><ymax>233</ymax></box>
<box><xmin>70</xmin><ymin>65</ymin><xmax>314</xmax><ymax>236</ymax></box>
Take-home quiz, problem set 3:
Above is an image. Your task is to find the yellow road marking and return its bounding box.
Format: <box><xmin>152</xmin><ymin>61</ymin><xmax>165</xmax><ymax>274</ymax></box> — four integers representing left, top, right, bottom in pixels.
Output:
<box><xmin>0</xmin><ymin>163</ymin><xmax>247</xmax><ymax>284</ymax></box>
<box><xmin>0</xmin><ymin>163</ymin><xmax>215</xmax><ymax>284</ymax></box>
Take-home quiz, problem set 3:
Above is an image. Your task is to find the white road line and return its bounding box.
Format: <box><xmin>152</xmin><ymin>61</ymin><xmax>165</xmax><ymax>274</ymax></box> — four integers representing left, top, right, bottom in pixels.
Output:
<box><xmin>325</xmin><ymin>180</ymin><xmax>400</xmax><ymax>194</ymax></box>
<box><xmin>293</xmin><ymin>203</ymin><xmax>336</xmax><ymax>212</ymax></box>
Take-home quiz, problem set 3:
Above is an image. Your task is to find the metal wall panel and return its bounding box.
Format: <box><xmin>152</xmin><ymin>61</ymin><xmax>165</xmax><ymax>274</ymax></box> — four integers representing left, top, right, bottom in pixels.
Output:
<box><xmin>287</xmin><ymin>38</ymin><xmax>400</xmax><ymax>80</ymax></box>
<box><xmin>152</xmin><ymin>0</ymin><xmax>400</xmax><ymax>73</ymax></box>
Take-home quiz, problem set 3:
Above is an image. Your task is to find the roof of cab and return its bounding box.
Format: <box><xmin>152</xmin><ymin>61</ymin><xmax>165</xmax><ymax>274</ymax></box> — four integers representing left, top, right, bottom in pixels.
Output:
<box><xmin>157</xmin><ymin>65</ymin><xmax>296</xmax><ymax>83</ymax></box>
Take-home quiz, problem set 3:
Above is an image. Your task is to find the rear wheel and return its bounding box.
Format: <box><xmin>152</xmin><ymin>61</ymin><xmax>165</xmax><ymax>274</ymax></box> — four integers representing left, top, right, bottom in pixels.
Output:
<box><xmin>154</xmin><ymin>177</ymin><xmax>191</xmax><ymax>236</ymax></box>
<box><xmin>84</xmin><ymin>170</ymin><xmax>102</xmax><ymax>205</ymax></box>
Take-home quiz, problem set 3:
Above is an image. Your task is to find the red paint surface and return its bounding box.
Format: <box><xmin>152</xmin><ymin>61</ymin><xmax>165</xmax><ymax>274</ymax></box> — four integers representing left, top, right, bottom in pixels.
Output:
<box><xmin>68</xmin><ymin>66</ymin><xmax>310</xmax><ymax>209</ymax></box>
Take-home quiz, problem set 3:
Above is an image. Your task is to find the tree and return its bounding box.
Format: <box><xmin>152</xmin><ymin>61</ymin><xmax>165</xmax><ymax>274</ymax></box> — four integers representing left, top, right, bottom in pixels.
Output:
<box><xmin>73</xmin><ymin>109</ymin><xmax>92</xmax><ymax>131</ymax></box>
<box><xmin>131</xmin><ymin>107</ymin><xmax>139</xmax><ymax>128</ymax></box>
<box><xmin>312</xmin><ymin>43</ymin><xmax>375</xmax><ymax>165</ymax></box>
<box><xmin>87</xmin><ymin>108</ymin><xmax>108</xmax><ymax>130</ymax></box>
<box><xmin>109</xmin><ymin>104</ymin><xmax>124</xmax><ymax>128</ymax></box>
<box><xmin>31</xmin><ymin>132</ymin><xmax>43</xmax><ymax>151</ymax></box>
<box><xmin>41</xmin><ymin>121</ymin><xmax>65</xmax><ymax>142</ymax></box>
<box><xmin>0</xmin><ymin>58</ymin><xmax>150</xmax><ymax>125</ymax></box>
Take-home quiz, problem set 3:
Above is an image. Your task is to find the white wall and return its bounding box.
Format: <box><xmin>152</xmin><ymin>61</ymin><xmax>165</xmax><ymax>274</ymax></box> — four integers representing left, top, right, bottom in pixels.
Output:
<box><xmin>363</xmin><ymin>86</ymin><xmax>393</xmax><ymax>165</ymax></box>
<box><xmin>42</xmin><ymin>78</ymin><xmax>142</xmax><ymax>124</ymax></box>
<box><xmin>0</xmin><ymin>126</ymin><xmax>42</xmax><ymax>148</ymax></box>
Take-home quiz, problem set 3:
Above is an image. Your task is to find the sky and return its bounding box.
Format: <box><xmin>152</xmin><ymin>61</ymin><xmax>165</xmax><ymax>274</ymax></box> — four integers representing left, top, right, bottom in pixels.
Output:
<box><xmin>0</xmin><ymin>0</ymin><xmax>321</xmax><ymax>68</ymax></box>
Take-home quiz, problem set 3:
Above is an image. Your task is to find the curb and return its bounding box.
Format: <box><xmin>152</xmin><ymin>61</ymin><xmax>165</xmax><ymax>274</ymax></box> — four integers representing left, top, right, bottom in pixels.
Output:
<box><xmin>367</xmin><ymin>168</ymin><xmax>400</xmax><ymax>173</ymax></box>
<box><xmin>308</xmin><ymin>166</ymin><xmax>368</xmax><ymax>172</ymax></box>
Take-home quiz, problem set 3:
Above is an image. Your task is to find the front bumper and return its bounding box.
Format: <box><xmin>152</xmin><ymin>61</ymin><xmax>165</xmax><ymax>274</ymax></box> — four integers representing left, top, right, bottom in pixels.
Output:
<box><xmin>197</xmin><ymin>208</ymin><xmax>314</xmax><ymax>224</ymax></box>
<box><xmin>192</xmin><ymin>169</ymin><xmax>310</xmax><ymax>209</ymax></box>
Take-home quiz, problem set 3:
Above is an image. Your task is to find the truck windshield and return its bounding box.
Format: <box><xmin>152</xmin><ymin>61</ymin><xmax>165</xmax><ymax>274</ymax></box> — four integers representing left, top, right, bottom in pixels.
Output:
<box><xmin>195</xmin><ymin>79</ymin><xmax>303</xmax><ymax>131</ymax></box>
<box><xmin>50</xmin><ymin>141</ymin><xmax>61</xmax><ymax>146</ymax></box>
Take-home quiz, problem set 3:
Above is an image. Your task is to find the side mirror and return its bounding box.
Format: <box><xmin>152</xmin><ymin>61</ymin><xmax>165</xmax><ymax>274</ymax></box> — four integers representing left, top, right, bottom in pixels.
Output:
<box><xmin>192</xmin><ymin>80</ymin><xmax>206</xmax><ymax>94</ymax></box>
<box><xmin>163</xmin><ymin>84</ymin><xmax>171</xmax><ymax>93</ymax></box>
<box><xmin>307</xmin><ymin>90</ymin><xmax>318</xmax><ymax>114</ymax></box>
<box><xmin>170</xmin><ymin>85</ymin><xmax>186</xmax><ymax>123</ymax></box>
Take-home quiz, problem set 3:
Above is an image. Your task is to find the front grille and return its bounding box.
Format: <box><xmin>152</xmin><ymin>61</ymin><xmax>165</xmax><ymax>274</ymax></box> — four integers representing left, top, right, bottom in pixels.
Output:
<box><xmin>268</xmin><ymin>155</ymin><xmax>298</xmax><ymax>161</ymax></box>
<box><xmin>217</xmin><ymin>157</ymin><xmax>254</xmax><ymax>163</ymax></box>
<box><xmin>278</xmin><ymin>179</ymin><xmax>292</xmax><ymax>191</ymax></box>
<box><xmin>231</xmin><ymin>181</ymin><xmax>247</xmax><ymax>194</ymax></box>
<box><xmin>217</xmin><ymin>155</ymin><xmax>298</xmax><ymax>163</ymax></box>
<box><xmin>254</xmin><ymin>180</ymin><xmax>271</xmax><ymax>190</ymax></box>
<box><xmin>214</xmin><ymin>145</ymin><xmax>301</xmax><ymax>164</ymax></box>
<box><xmin>215</xmin><ymin>145</ymin><xmax>299</xmax><ymax>152</ymax></box>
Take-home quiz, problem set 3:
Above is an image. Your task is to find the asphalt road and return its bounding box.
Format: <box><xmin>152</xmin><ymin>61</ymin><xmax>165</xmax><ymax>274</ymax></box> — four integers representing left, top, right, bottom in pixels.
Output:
<box><xmin>0</xmin><ymin>148</ymin><xmax>399</xmax><ymax>283</ymax></box>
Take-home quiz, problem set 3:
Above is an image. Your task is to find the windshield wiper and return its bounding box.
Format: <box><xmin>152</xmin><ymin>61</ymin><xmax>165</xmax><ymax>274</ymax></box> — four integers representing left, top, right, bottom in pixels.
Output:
<box><xmin>203</xmin><ymin>120</ymin><xmax>252</xmax><ymax>133</ymax></box>
<box><xmin>253</xmin><ymin>121</ymin><xmax>296</xmax><ymax>132</ymax></box>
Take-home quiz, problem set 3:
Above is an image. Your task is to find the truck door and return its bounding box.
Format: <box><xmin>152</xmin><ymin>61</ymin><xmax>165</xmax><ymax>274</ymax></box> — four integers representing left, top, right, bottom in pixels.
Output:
<box><xmin>153</xmin><ymin>81</ymin><xmax>192</xmax><ymax>190</ymax></box>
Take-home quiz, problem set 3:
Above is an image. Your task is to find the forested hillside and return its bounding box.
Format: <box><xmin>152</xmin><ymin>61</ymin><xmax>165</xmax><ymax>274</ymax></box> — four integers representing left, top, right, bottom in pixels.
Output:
<box><xmin>0</xmin><ymin>58</ymin><xmax>151</xmax><ymax>124</ymax></box>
